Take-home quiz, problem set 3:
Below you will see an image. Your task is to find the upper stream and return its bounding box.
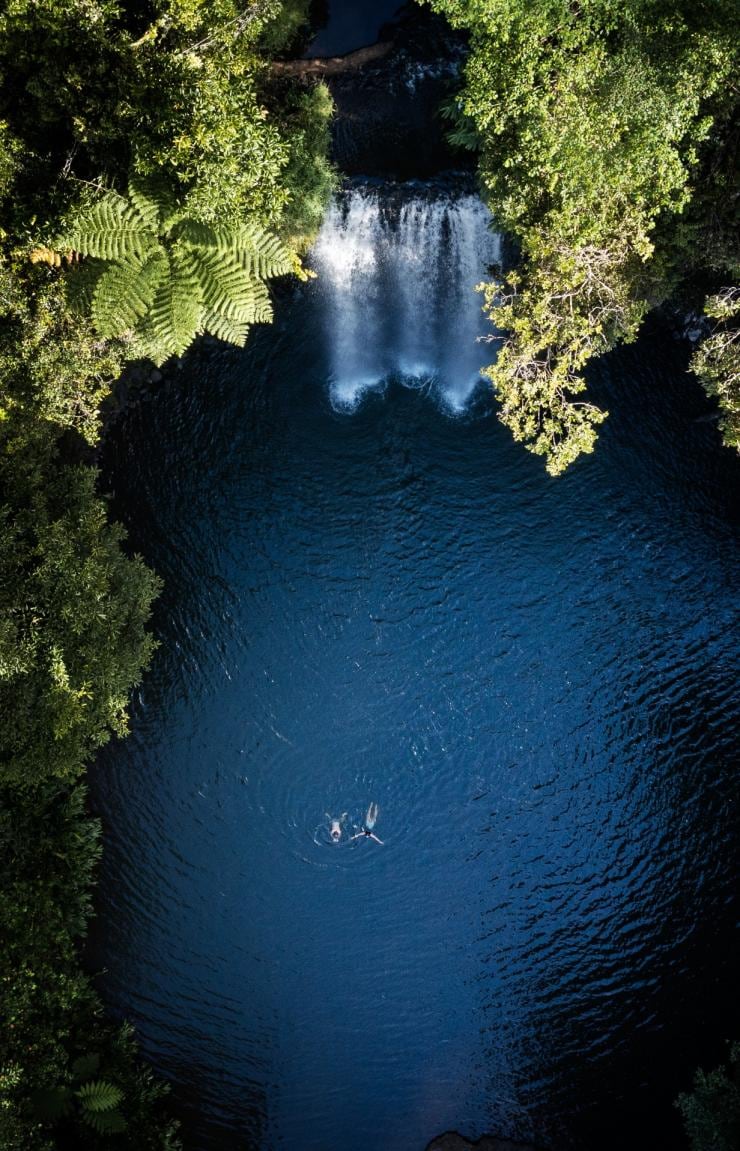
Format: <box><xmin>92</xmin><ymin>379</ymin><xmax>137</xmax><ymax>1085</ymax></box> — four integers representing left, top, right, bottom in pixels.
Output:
<box><xmin>90</xmin><ymin>183</ymin><xmax>740</xmax><ymax>1151</ymax></box>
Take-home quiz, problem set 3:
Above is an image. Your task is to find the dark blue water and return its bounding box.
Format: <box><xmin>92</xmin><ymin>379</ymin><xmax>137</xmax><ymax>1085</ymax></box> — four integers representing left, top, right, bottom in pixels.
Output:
<box><xmin>306</xmin><ymin>0</ymin><xmax>403</xmax><ymax>56</ymax></box>
<box><xmin>90</xmin><ymin>186</ymin><xmax>740</xmax><ymax>1151</ymax></box>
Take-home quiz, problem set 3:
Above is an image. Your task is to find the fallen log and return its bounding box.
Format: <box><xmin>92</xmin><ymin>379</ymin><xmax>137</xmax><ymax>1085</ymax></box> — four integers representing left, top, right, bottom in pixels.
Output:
<box><xmin>272</xmin><ymin>40</ymin><xmax>393</xmax><ymax>76</ymax></box>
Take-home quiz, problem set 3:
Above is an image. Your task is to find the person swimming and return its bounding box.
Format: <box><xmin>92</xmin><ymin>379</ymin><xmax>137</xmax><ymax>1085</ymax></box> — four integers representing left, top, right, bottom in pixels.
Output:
<box><xmin>325</xmin><ymin>813</ymin><xmax>348</xmax><ymax>842</ymax></box>
<box><xmin>351</xmin><ymin>803</ymin><xmax>383</xmax><ymax>844</ymax></box>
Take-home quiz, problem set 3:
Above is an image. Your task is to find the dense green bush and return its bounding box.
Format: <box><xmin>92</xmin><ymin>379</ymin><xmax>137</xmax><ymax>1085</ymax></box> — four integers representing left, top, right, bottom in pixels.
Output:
<box><xmin>425</xmin><ymin>0</ymin><xmax>739</xmax><ymax>472</ymax></box>
<box><xmin>0</xmin><ymin>463</ymin><xmax>161</xmax><ymax>788</ymax></box>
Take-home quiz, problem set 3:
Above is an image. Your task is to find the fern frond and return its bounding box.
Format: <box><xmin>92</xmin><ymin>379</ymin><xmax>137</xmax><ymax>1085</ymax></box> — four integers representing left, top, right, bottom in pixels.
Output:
<box><xmin>83</xmin><ymin>1108</ymin><xmax>128</xmax><ymax>1134</ymax></box>
<box><xmin>129</xmin><ymin>176</ymin><xmax>181</xmax><ymax>232</ymax></box>
<box><xmin>128</xmin><ymin>320</ymin><xmax>171</xmax><ymax>366</ymax></box>
<box><xmin>173</xmin><ymin>218</ymin><xmax>220</xmax><ymax>249</ymax></box>
<box><xmin>127</xmin><ymin>180</ymin><xmax>162</xmax><ymax>229</ymax></box>
<box><xmin>199</xmin><ymin>307</ymin><xmax>250</xmax><ymax>346</ymax></box>
<box><xmin>148</xmin><ymin>252</ymin><xmax>203</xmax><ymax>360</ymax></box>
<box><xmin>64</xmin><ymin>258</ymin><xmax>106</xmax><ymax>316</ymax></box>
<box><xmin>91</xmin><ymin>251</ymin><xmax>168</xmax><ymax>336</ymax></box>
<box><xmin>60</xmin><ymin>197</ymin><xmax>156</xmax><ymax>261</ymax></box>
<box><xmin>30</xmin><ymin>245</ymin><xmax>64</xmax><ymax>267</ymax></box>
<box><xmin>193</xmin><ymin>249</ymin><xmax>273</xmax><ymax>323</ymax></box>
<box><xmin>232</xmin><ymin>224</ymin><xmax>293</xmax><ymax>279</ymax></box>
<box><xmin>180</xmin><ymin>218</ymin><xmax>292</xmax><ymax>279</ymax></box>
<box><xmin>77</xmin><ymin>1080</ymin><xmax>124</xmax><ymax>1113</ymax></box>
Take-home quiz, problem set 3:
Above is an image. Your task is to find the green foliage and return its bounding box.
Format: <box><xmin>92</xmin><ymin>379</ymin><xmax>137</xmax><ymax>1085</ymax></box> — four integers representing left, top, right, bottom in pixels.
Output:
<box><xmin>0</xmin><ymin>463</ymin><xmax>161</xmax><ymax>788</ymax></box>
<box><xmin>0</xmin><ymin>260</ymin><xmax>125</xmax><ymax>445</ymax></box>
<box><xmin>0</xmin><ymin>0</ymin><xmax>334</xmax><ymax>241</ymax></box>
<box><xmin>425</xmin><ymin>0</ymin><xmax>739</xmax><ymax>471</ymax></box>
<box><xmin>0</xmin><ymin>0</ymin><xmax>333</xmax><ymax>1143</ymax></box>
<box><xmin>276</xmin><ymin>82</ymin><xmax>337</xmax><ymax>251</ymax></box>
<box><xmin>29</xmin><ymin>1076</ymin><xmax>128</xmax><ymax>1134</ymax></box>
<box><xmin>77</xmin><ymin>1079</ymin><xmax>125</xmax><ymax>1113</ymax></box>
<box><xmin>0</xmin><ymin>785</ymin><xmax>180</xmax><ymax>1150</ymax></box>
<box><xmin>30</xmin><ymin>1086</ymin><xmax>75</xmax><ymax>1122</ymax></box>
<box><xmin>676</xmin><ymin>1042</ymin><xmax>740</xmax><ymax>1151</ymax></box>
<box><xmin>72</xmin><ymin>1053</ymin><xmax>102</xmax><ymax>1080</ymax></box>
<box><xmin>56</xmin><ymin>177</ymin><xmax>293</xmax><ymax>363</ymax></box>
<box><xmin>691</xmin><ymin>288</ymin><xmax>740</xmax><ymax>452</ymax></box>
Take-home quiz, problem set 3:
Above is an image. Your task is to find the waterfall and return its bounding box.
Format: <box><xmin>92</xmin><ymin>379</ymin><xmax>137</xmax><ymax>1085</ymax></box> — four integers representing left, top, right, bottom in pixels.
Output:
<box><xmin>310</xmin><ymin>183</ymin><xmax>502</xmax><ymax>412</ymax></box>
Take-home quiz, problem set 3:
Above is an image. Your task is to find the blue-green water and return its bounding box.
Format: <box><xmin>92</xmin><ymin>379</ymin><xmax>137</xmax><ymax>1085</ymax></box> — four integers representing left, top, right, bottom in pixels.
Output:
<box><xmin>90</xmin><ymin>185</ymin><xmax>740</xmax><ymax>1151</ymax></box>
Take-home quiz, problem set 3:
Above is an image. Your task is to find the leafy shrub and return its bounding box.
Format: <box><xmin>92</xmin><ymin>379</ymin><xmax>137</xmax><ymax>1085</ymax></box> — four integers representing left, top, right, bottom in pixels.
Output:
<box><xmin>676</xmin><ymin>1042</ymin><xmax>740</xmax><ymax>1151</ymax></box>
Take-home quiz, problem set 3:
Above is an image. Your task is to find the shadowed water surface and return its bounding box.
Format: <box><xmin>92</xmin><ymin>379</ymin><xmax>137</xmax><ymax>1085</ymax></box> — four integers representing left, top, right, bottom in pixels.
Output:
<box><xmin>90</xmin><ymin>186</ymin><xmax>740</xmax><ymax>1151</ymax></box>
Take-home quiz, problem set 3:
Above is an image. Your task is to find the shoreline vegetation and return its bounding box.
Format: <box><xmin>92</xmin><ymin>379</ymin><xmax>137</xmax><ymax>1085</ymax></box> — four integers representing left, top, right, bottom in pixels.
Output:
<box><xmin>424</xmin><ymin>0</ymin><xmax>739</xmax><ymax>475</ymax></box>
<box><xmin>0</xmin><ymin>1</ymin><xmax>737</xmax><ymax>1149</ymax></box>
<box><xmin>0</xmin><ymin>1</ymin><xmax>333</xmax><ymax>1146</ymax></box>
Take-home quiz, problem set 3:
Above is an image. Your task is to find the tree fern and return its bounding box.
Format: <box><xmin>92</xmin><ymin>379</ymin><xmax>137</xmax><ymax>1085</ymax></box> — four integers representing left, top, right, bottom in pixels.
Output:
<box><xmin>61</xmin><ymin>198</ymin><xmax>157</xmax><ymax>262</ymax></box>
<box><xmin>91</xmin><ymin>251</ymin><xmax>168</xmax><ymax>335</ymax></box>
<box><xmin>232</xmin><ymin>223</ymin><xmax>294</xmax><ymax>279</ymax></box>
<box><xmin>50</xmin><ymin>176</ymin><xmax>293</xmax><ymax>364</ymax></box>
<box><xmin>176</xmin><ymin>218</ymin><xmax>292</xmax><ymax>278</ymax></box>
<box><xmin>173</xmin><ymin>218</ymin><xmax>221</xmax><ymax>249</ymax></box>
<box><xmin>77</xmin><ymin>1079</ymin><xmax>124</xmax><ymax>1112</ymax></box>
<box><xmin>127</xmin><ymin>176</ymin><xmax>179</xmax><ymax>231</ymax></box>
<box><xmin>194</xmin><ymin>249</ymin><xmax>273</xmax><ymax>323</ymax></box>
<box><xmin>148</xmin><ymin>252</ymin><xmax>203</xmax><ymax>359</ymax></box>
<box><xmin>200</xmin><ymin>308</ymin><xmax>250</xmax><ymax>346</ymax></box>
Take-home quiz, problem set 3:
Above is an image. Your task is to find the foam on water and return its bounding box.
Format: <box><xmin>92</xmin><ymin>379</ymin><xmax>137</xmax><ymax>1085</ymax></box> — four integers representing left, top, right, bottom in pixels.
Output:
<box><xmin>310</xmin><ymin>184</ymin><xmax>501</xmax><ymax>413</ymax></box>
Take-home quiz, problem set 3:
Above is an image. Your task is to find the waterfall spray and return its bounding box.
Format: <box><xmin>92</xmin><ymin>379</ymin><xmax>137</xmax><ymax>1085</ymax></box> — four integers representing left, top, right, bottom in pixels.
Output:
<box><xmin>310</xmin><ymin>183</ymin><xmax>501</xmax><ymax>412</ymax></box>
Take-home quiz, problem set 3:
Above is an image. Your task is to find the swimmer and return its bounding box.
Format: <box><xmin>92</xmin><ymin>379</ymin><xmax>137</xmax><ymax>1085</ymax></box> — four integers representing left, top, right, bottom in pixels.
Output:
<box><xmin>350</xmin><ymin>803</ymin><xmax>383</xmax><ymax>844</ymax></box>
<box><xmin>325</xmin><ymin>812</ymin><xmax>348</xmax><ymax>842</ymax></box>
<box><xmin>351</xmin><ymin>827</ymin><xmax>384</xmax><ymax>844</ymax></box>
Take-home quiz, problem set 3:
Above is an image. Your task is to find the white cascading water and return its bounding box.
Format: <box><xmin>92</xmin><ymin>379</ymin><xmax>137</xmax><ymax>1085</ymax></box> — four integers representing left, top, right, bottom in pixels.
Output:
<box><xmin>310</xmin><ymin>185</ymin><xmax>502</xmax><ymax>412</ymax></box>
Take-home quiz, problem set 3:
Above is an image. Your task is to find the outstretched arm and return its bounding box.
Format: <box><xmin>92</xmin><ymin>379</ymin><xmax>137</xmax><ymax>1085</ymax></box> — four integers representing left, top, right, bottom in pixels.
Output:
<box><xmin>350</xmin><ymin>832</ymin><xmax>363</xmax><ymax>840</ymax></box>
<box><xmin>368</xmin><ymin>833</ymin><xmax>383</xmax><ymax>844</ymax></box>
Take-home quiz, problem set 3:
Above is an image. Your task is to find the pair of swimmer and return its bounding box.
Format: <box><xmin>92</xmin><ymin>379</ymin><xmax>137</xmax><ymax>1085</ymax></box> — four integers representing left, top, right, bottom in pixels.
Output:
<box><xmin>326</xmin><ymin>803</ymin><xmax>383</xmax><ymax>844</ymax></box>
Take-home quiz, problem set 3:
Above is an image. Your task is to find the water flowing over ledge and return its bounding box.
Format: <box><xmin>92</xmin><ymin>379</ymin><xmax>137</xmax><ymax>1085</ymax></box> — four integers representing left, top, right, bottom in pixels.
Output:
<box><xmin>310</xmin><ymin>180</ymin><xmax>502</xmax><ymax>413</ymax></box>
